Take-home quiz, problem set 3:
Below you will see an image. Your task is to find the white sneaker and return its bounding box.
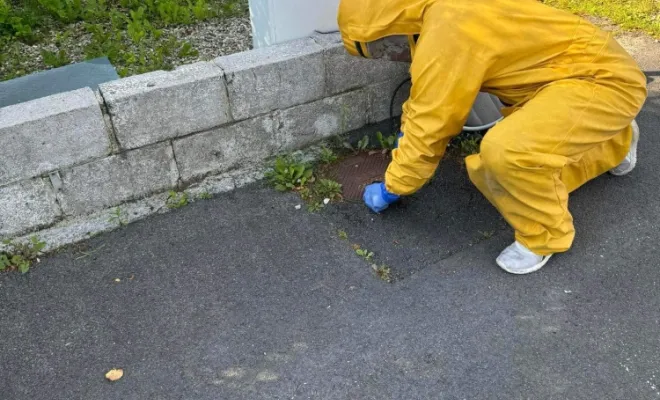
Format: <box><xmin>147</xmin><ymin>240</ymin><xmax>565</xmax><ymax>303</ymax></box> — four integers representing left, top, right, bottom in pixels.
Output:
<box><xmin>496</xmin><ymin>241</ymin><xmax>553</xmax><ymax>275</ymax></box>
<box><xmin>610</xmin><ymin>119</ymin><xmax>640</xmax><ymax>176</ymax></box>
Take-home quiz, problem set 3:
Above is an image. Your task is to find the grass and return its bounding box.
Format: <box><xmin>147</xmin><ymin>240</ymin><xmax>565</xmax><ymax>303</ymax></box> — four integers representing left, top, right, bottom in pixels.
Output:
<box><xmin>544</xmin><ymin>0</ymin><xmax>660</xmax><ymax>37</ymax></box>
<box><xmin>0</xmin><ymin>0</ymin><xmax>248</xmax><ymax>81</ymax></box>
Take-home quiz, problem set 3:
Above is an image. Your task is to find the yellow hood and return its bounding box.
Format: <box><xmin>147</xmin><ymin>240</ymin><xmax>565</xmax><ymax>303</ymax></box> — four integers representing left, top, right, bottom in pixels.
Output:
<box><xmin>338</xmin><ymin>0</ymin><xmax>430</xmax><ymax>57</ymax></box>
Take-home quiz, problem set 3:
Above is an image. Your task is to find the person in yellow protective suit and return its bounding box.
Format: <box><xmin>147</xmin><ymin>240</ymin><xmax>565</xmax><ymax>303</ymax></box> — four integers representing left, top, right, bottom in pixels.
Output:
<box><xmin>338</xmin><ymin>0</ymin><xmax>648</xmax><ymax>274</ymax></box>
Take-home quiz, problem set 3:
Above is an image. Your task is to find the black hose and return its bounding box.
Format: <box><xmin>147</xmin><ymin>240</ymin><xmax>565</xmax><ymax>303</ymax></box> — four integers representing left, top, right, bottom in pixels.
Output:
<box><xmin>389</xmin><ymin>77</ymin><xmax>411</xmax><ymax>135</ymax></box>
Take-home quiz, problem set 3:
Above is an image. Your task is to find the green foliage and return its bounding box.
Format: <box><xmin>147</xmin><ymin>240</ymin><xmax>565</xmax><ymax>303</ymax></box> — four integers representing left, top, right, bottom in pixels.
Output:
<box><xmin>543</xmin><ymin>0</ymin><xmax>660</xmax><ymax>37</ymax></box>
<box><xmin>108</xmin><ymin>207</ymin><xmax>127</xmax><ymax>226</ymax></box>
<box><xmin>198</xmin><ymin>191</ymin><xmax>213</xmax><ymax>200</ymax></box>
<box><xmin>376</xmin><ymin>131</ymin><xmax>398</xmax><ymax>150</ymax></box>
<box><xmin>37</xmin><ymin>0</ymin><xmax>85</xmax><ymax>23</ymax></box>
<box><xmin>190</xmin><ymin>0</ymin><xmax>213</xmax><ymax>20</ymax></box>
<box><xmin>1</xmin><ymin>0</ymin><xmax>242</xmax><ymax>81</ymax></box>
<box><xmin>265</xmin><ymin>156</ymin><xmax>315</xmax><ymax>192</ymax></box>
<box><xmin>456</xmin><ymin>134</ymin><xmax>482</xmax><ymax>157</ymax></box>
<box><xmin>337</xmin><ymin>229</ymin><xmax>348</xmax><ymax>240</ymax></box>
<box><xmin>479</xmin><ymin>230</ymin><xmax>495</xmax><ymax>239</ymax></box>
<box><xmin>355</xmin><ymin>247</ymin><xmax>374</xmax><ymax>261</ymax></box>
<box><xmin>0</xmin><ymin>236</ymin><xmax>47</xmax><ymax>274</ymax></box>
<box><xmin>319</xmin><ymin>146</ymin><xmax>337</xmax><ymax>164</ymax></box>
<box><xmin>41</xmin><ymin>48</ymin><xmax>70</xmax><ymax>67</ymax></box>
<box><xmin>157</xmin><ymin>0</ymin><xmax>192</xmax><ymax>24</ymax></box>
<box><xmin>300</xmin><ymin>178</ymin><xmax>343</xmax><ymax>211</ymax></box>
<box><xmin>343</xmin><ymin>135</ymin><xmax>370</xmax><ymax>152</ymax></box>
<box><xmin>177</xmin><ymin>41</ymin><xmax>198</xmax><ymax>58</ymax></box>
<box><xmin>357</xmin><ymin>135</ymin><xmax>370</xmax><ymax>151</ymax></box>
<box><xmin>166</xmin><ymin>190</ymin><xmax>189</xmax><ymax>208</ymax></box>
<box><xmin>372</xmin><ymin>264</ymin><xmax>392</xmax><ymax>283</ymax></box>
<box><xmin>315</xmin><ymin>179</ymin><xmax>342</xmax><ymax>200</ymax></box>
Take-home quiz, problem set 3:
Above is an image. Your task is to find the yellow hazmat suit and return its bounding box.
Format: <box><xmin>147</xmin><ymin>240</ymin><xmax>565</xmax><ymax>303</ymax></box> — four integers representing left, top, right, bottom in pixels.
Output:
<box><xmin>338</xmin><ymin>0</ymin><xmax>647</xmax><ymax>255</ymax></box>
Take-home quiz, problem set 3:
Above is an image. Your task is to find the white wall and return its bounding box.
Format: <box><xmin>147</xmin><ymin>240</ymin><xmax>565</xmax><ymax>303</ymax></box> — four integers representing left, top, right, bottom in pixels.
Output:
<box><xmin>248</xmin><ymin>0</ymin><xmax>340</xmax><ymax>48</ymax></box>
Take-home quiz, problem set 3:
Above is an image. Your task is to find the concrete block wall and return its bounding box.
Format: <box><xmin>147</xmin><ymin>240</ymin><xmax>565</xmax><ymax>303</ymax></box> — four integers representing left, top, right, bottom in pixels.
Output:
<box><xmin>0</xmin><ymin>32</ymin><xmax>410</xmax><ymax>244</ymax></box>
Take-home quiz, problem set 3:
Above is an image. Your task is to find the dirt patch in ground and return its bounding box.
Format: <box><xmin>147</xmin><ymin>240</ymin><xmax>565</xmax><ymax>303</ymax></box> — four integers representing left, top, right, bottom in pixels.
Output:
<box><xmin>322</xmin><ymin>151</ymin><xmax>392</xmax><ymax>202</ymax></box>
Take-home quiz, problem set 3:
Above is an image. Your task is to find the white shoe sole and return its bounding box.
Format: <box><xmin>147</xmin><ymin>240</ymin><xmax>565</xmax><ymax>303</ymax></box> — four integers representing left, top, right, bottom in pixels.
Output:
<box><xmin>496</xmin><ymin>255</ymin><xmax>553</xmax><ymax>275</ymax></box>
<box><xmin>610</xmin><ymin>119</ymin><xmax>640</xmax><ymax>176</ymax></box>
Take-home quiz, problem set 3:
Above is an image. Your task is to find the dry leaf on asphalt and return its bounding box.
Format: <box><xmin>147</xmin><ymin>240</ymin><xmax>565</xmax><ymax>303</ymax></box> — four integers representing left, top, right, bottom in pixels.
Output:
<box><xmin>105</xmin><ymin>369</ymin><xmax>123</xmax><ymax>381</ymax></box>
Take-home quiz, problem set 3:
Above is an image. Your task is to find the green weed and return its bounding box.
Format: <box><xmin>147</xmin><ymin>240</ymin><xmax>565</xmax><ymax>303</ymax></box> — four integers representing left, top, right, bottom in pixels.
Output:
<box><xmin>41</xmin><ymin>48</ymin><xmax>70</xmax><ymax>67</ymax></box>
<box><xmin>337</xmin><ymin>229</ymin><xmax>348</xmax><ymax>240</ymax></box>
<box><xmin>265</xmin><ymin>156</ymin><xmax>315</xmax><ymax>192</ymax></box>
<box><xmin>300</xmin><ymin>178</ymin><xmax>343</xmax><ymax>211</ymax></box>
<box><xmin>0</xmin><ymin>236</ymin><xmax>47</xmax><ymax>274</ymax></box>
<box><xmin>457</xmin><ymin>134</ymin><xmax>482</xmax><ymax>157</ymax></box>
<box><xmin>319</xmin><ymin>146</ymin><xmax>338</xmax><ymax>164</ymax></box>
<box><xmin>376</xmin><ymin>131</ymin><xmax>398</xmax><ymax>150</ymax></box>
<box><xmin>479</xmin><ymin>230</ymin><xmax>495</xmax><ymax>239</ymax></box>
<box><xmin>354</xmin><ymin>244</ymin><xmax>375</xmax><ymax>262</ymax></box>
<box><xmin>166</xmin><ymin>190</ymin><xmax>189</xmax><ymax>208</ymax></box>
<box><xmin>198</xmin><ymin>191</ymin><xmax>212</xmax><ymax>200</ymax></box>
<box><xmin>108</xmin><ymin>207</ymin><xmax>128</xmax><ymax>226</ymax></box>
<box><xmin>357</xmin><ymin>135</ymin><xmax>370</xmax><ymax>151</ymax></box>
<box><xmin>372</xmin><ymin>264</ymin><xmax>392</xmax><ymax>283</ymax></box>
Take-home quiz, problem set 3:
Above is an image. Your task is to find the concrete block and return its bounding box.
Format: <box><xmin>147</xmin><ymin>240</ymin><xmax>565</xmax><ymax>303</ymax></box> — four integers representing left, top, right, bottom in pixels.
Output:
<box><xmin>57</xmin><ymin>143</ymin><xmax>179</xmax><ymax>215</ymax></box>
<box><xmin>99</xmin><ymin>62</ymin><xmax>231</xmax><ymax>150</ymax></box>
<box><xmin>214</xmin><ymin>37</ymin><xmax>324</xmax><ymax>120</ymax></box>
<box><xmin>0</xmin><ymin>179</ymin><xmax>61</xmax><ymax>238</ymax></box>
<box><xmin>366</xmin><ymin>79</ymin><xmax>411</xmax><ymax>124</ymax></box>
<box><xmin>275</xmin><ymin>89</ymin><xmax>368</xmax><ymax>150</ymax></box>
<box><xmin>0</xmin><ymin>88</ymin><xmax>110</xmax><ymax>186</ymax></box>
<box><xmin>173</xmin><ymin>115</ymin><xmax>277</xmax><ymax>182</ymax></box>
<box><xmin>312</xmin><ymin>32</ymin><xmax>411</xmax><ymax>96</ymax></box>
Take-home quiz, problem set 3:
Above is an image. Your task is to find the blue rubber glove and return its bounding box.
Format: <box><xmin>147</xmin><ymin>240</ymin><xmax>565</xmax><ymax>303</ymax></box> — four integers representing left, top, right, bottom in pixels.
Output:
<box><xmin>363</xmin><ymin>182</ymin><xmax>400</xmax><ymax>213</ymax></box>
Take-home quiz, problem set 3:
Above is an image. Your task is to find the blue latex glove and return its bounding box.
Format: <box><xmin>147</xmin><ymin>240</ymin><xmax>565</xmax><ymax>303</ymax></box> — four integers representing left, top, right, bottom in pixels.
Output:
<box><xmin>363</xmin><ymin>182</ymin><xmax>400</xmax><ymax>213</ymax></box>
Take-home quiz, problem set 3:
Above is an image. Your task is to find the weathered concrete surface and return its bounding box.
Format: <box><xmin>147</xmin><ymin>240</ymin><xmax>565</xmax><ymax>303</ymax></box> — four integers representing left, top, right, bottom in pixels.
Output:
<box><xmin>275</xmin><ymin>89</ymin><xmax>368</xmax><ymax>150</ymax></box>
<box><xmin>215</xmin><ymin>38</ymin><xmax>325</xmax><ymax>121</ymax></box>
<box><xmin>56</xmin><ymin>143</ymin><xmax>179</xmax><ymax>216</ymax></box>
<box><xmin>173</xmin><ymin>115</ymin><xmax>277</xmax><ymax>183</ymax></box>
<box><xmin>0</xmin><ymin>88</ymin><xmax>110</xmax><ymax>186</ymax></box>
<box><xmin>0</xmin><ymin>178</ymin><xmax>60</xmax><ymax>238</ymax></box>
<box><xmin>312</xmin><ymin>32</ymin><xmax>410</xmax><ymax>96</ymax></box>
<box><xmin>100</xmin><ymin>62</ymin><xmax>231</xmax><ymax>150</ymax></box>
<box><xmin>366</xmin><ymin>79</ymin><xmax>410</xmax><ymax>124</ymax></box>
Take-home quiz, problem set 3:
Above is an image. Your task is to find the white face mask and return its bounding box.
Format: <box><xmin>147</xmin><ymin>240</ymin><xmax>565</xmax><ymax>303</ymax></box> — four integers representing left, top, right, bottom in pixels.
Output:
<box><xmin>364</xmin><ymin>35</ymin><xmax>413</xmax><ymax>62</ymax></box>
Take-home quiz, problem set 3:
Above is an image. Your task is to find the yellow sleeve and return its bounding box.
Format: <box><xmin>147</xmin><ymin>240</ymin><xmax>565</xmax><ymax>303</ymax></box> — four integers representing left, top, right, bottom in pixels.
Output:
<box><xmin>385</xmin><ymin>19</ymin><xmax>490</xmax><ymax>196</ymax></box>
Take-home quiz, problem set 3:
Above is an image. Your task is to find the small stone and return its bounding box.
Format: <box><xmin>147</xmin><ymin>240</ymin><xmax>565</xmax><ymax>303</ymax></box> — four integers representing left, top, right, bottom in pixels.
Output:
<box><xmin>295</xmin><ymin>205</ymin><xmax>302</xmax><ymax>210</ymax></box>
<box><xmin>323</xmin><ymin>198</ymin><xmax>330</xmax><ymax>205</ymax></box>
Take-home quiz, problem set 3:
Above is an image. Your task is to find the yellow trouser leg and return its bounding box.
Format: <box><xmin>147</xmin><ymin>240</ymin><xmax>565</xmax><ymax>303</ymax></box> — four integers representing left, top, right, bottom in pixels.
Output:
<box><xmin>465</xmin><ymin>79</ymin><xmax>643</xmax><ymax>256</ymax></box>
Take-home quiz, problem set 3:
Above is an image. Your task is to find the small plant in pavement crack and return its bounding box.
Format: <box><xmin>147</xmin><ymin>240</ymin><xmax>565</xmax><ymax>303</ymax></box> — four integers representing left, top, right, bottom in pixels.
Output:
<box><xmin>0</xmin><ymin>236</ymin><xmax>46</xmax><ymax>274</ymax></box>
<box><xmin>198</xmin><ymin>191</ymin><xmax>212</xmax><ymax>200</ymax></box>
<box><xmin>109</xmin><ymin>207</ymin><xmax>128</xmax><ymax>226</ymax></box>
<box><xmin>353</xmin><ymin>244</ymin><xmax>375</xmax><ymax>262</ymax></box>
<box><xmin>166</xmin><ymin>190</ymin><xmax>189</xmax><ymax>209</ymax></box>
<box><xmin>372</xmin><ymin>264</ymin><xmax>392</xmax><ymax>283</ymax></box>
<box><xmin>265</xmin><ymin>155</ymin><xmax>315</xmax><ymax>192</ymax></box>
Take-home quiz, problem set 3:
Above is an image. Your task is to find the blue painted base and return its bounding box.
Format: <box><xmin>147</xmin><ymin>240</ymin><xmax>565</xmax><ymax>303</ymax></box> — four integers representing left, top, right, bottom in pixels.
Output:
<box><xmin>0</xmin><ymin>57</ymin><xmax>120</xmax><ymax>108</ymax></box>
